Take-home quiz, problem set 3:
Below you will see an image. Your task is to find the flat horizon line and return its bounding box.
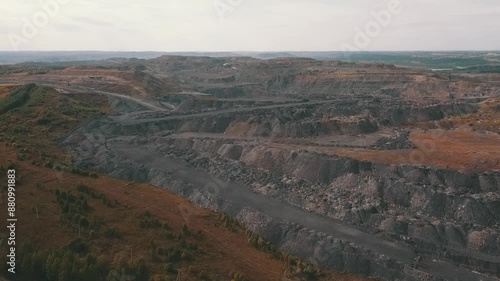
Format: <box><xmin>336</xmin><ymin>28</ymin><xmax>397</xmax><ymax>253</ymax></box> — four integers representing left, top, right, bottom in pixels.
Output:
<box><xmin>0</xmin><ymin>50</ymin><xmax>499</xmax><ymax>53</ymax></box>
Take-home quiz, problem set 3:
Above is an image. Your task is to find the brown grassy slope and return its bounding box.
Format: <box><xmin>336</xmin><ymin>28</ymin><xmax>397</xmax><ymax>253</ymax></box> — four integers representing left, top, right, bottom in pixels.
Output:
<box><xmin>336</xmin><ymin>130</ymin><xmax>500</xmax><ymax>172</ymax></box>
<box><xmin>442</xmin><ymin>98</ymin><xmax>500</xmax><ymax>133</ymax></box>
<box><xmin>407</xmin><ymin>98</ymin><xmax>500</xmax><ymax>134</ymax></box>
<box><xmin>336</xmin><ymin>99</ymin><xmax>500</xmax><ymax>172</ymax></box>
<box><xmin>0</xmin><ymin>85</ymin><xmax>109</xmax><ymax>167</ymax></box>
<box><xmin>0</xmin><ymin>143</ymin><xmax>288</xmax><ymax>281</ymax></box>
<box><xmin>0</xmin><ymin>84</ymin><xmax>19</xmax><ymax>100</ymax></box>
<box><xmin>0</xmin><ymin>85</ymin><xmax>375</xmax><ymax>281</ymax></box>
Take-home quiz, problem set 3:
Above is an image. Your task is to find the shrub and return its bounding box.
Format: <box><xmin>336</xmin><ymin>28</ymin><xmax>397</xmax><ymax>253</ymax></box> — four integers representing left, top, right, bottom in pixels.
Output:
<box><xmin>165</xmin><ymin>263</ymin><xmax>177</xmax><ymax>275</ymax></box>
<box><xmin>104</xmin><ymin>227</ymin><xmax>123</xmax><ymax>239</ymax></box>
<box><xmin>0</xmin><ymin>84</ymin><xmax>35</xmax><ymax>115</ymax></box>
<box><xmin>139</xmin><ymin>211</ymin><xmax>161</xmax><ymax>228</ymax></box>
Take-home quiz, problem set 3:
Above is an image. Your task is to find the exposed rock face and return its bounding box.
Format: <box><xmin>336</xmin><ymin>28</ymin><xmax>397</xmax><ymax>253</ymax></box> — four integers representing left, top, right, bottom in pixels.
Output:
<box><xmin>116</xmin><ymin>100</ymin><xmax>478</xmax><ymax>139</ymax></box>
<box><xmin>57</xmin><ymin>56</ymin><xmax>500</xmax><ymax>281</ymax></box>
<box><xmin>142</xmin><ymin>56</ymin><xmax>500</xmax><ymax>101</ymax></box>
<box><xmin>65</xmin><ymin>135</ymin><xmax>434</xmax><ymax>281</ymax></box>
<box><xmin>370</xmin><ymin>130</ymin><xmax>416</xmax><ymax>150</ymax></box>
<box><xmin>62</xmin><ymin>116</ymin><xmax>500</xmax><ymax>281</ymax></box>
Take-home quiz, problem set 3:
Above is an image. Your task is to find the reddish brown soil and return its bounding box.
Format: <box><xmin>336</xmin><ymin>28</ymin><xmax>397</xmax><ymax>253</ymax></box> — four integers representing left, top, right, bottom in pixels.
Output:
<box><xmin>0</xmin><ymin>145</ymin><xmax>375</xmax><ymax>281</ymax></box>
<box><xmin>0</xmin><ymin>84</ymin><xmax>19</xmax><ymax>99</ymax></box>
<box><xmin>336</xmin><ymin>130</ymin><xmax>500</xmax><ymax>172</ymax></box>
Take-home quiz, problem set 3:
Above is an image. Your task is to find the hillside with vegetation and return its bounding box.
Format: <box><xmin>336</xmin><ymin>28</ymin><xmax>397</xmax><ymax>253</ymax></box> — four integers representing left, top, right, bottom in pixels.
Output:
<box><xmin>0</xmin><ymin>84</ymin><xmax>374</xmax><ymax>281</ymax></box>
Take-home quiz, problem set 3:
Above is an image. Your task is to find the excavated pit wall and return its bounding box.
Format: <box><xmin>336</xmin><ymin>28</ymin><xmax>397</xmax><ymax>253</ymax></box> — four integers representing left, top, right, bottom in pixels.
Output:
<box><xmin>65</xmin><ymin>136</ymin><xmax>437</xmax><ymax>281</ymax></box>
<box><xmin>61</xmin><ymin>116</ymin><xmax>500</xmax><ymax>280</ymax></box>
<box><xmin>118</xmin><ymin>102</ymin><xmax>479</xmax><ymax>138</ymax></box>
<box><xmin>149</xmin><ymin>137</ymin><xmax>500</xmax><ymax>277</ymax></box>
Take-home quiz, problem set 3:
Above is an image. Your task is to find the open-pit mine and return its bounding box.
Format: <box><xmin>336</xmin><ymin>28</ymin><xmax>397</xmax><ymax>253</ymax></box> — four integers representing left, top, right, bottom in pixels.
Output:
<box><xmin>1</xmin><ymin>55</ymin><xmax>500</xmax><ymax>281</ymax></box>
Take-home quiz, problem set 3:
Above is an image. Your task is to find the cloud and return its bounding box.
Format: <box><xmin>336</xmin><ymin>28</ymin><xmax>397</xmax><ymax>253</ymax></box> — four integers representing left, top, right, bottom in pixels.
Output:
<box><xmin>1</xmin><ymin>0</ymin><xmax>499</xmax><ymax>51</ymax></box>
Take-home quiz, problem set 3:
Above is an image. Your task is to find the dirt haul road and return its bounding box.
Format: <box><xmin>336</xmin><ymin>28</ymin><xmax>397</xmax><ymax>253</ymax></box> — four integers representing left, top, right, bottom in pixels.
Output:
<box><xmin>110</xmin><ymin>143</ymin><xmax>497</xmax><ymax>281</ymax></box>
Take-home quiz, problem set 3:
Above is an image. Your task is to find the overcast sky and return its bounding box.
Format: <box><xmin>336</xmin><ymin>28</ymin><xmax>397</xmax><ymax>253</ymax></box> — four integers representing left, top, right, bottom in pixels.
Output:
<box><xmin>1</xmin><ymin>0</ymin><xmax>499</xmax><ymax>51</ymax></box>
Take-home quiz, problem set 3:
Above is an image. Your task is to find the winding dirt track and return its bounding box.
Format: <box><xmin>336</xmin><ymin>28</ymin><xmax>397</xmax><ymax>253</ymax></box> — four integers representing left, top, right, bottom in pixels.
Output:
<box><xmin>0</xmin><ymin>80</ymin><xmax>167</xmax><ymax>111</ymax></box>
<box><xmin>61</xmin><ymin>83</ymin><xmax>500</xmax><ymax>281</ymax></box>
<box><xmin>113</xmin><ymin>99</ymin><xmax>337</xmax><ymax>125</ymax></box>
